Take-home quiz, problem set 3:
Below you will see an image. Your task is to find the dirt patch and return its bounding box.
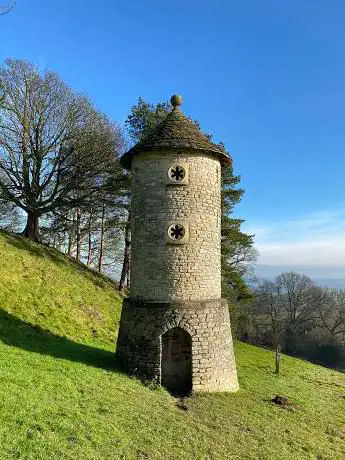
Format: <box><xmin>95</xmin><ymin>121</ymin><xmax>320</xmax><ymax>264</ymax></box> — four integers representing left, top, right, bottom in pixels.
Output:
<box><xmin>271</xmin><ymin>395</ymin><xmax>298</xmax><ymax>411</ymax></box>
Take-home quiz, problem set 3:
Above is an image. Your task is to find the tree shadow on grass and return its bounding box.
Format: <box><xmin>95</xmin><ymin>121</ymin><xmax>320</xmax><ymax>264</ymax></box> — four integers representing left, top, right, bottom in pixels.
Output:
<box><xmin>0</xmin><ymin>309</ymin><xmax>119</xmax><ymax>371</ymax></box>
<box><xmin>0</xmin><ymin>231</ymin><xmax>121</xmax><ymax>292</ymax></box>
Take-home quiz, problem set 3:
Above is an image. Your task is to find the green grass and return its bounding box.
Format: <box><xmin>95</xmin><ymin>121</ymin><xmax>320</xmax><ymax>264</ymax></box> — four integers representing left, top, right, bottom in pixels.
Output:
<box><xmin>0</xmin><ymin>232</ymin><xmax>345</xmax><ymax>459</ymax></box>
<box><xmin>0</xmin><ymin>231</ymin><xmax>122</xmax><ymax>349</ymax></box>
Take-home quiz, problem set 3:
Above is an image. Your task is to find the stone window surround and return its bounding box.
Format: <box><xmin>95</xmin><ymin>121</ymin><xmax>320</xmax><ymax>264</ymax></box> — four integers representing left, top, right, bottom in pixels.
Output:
<box><xmin>166</xmin><ymin>163</ymin><xmax>189</xmax><ymax>185</ymax></box>
<box><xmin>166</xmin><ymin>222</ymin><xmax>189</xmax><ymax>244</ymax></box>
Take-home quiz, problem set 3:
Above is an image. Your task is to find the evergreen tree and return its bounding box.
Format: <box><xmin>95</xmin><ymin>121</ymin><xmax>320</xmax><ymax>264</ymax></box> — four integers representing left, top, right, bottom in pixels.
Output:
<box><xmin>220</xmin><ymin>157</ymin><xmax>257</xmax><ymax>301</ymax></box>
<box><xmin>126</xmin><ymin>98</ymin><xmax>171</xmax><ymax>142</ymax></box>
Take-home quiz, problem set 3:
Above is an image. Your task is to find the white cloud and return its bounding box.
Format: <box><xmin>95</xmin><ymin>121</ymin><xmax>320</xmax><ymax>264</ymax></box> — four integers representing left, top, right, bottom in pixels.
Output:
<box><xmin>243</xmin><ymin>206</ymin><xmax>345</xmax><ymax>281</ymax></box>
<box><xmin>258</xmin><ymin>238</ymin><xmax>345</xmax><ymax>266</ymax></box>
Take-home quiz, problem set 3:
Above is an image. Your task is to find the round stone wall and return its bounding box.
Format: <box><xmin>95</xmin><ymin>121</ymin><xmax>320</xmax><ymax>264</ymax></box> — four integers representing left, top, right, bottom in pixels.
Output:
<box><xmin>130</xmin><ymin>151</ymin><xmax>221</xmax><ymax>302</ymax></box>
<box><xmin>116</xmin><ymin>298</ymin><xmax>239</xmax><ymax>393</ymax></box>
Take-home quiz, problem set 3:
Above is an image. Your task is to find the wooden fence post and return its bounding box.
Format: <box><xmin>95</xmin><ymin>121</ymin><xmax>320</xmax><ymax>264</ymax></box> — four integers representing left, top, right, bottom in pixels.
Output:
<box><xmin>275</xmin><ymin>344</ymin><xmax>281</xmax><ymax>374</ymax></box>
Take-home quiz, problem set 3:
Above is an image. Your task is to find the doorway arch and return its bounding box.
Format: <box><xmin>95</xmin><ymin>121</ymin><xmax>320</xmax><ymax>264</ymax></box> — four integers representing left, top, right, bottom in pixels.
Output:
<box><xmin>161</xmin><ymin>327</ymin><xmax>192</xmax><ymax>395</ymax></box>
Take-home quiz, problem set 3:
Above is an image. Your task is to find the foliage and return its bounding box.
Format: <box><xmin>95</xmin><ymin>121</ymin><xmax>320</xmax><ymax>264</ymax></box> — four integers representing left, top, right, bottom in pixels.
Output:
<box><xmin>221</xmin><ymin>161</ymin><xmax>257</xmax><ymax>301</ymax></box>
<box><xmin>125</xmin><ymin>97</ymin><xmax>172</xmax><ymax>142</ymax></box>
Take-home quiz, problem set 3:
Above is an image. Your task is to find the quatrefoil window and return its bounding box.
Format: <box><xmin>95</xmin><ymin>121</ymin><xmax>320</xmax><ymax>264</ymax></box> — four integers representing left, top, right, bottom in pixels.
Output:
<box><xmin>168</xmin><ymin>165</ymin><xmax>185</xmax><ymax>182</ymax></box>
<box><xmin>168</xmin><ymin>224</ymin><xmax>185</xmax><ymax>240</ymax></box>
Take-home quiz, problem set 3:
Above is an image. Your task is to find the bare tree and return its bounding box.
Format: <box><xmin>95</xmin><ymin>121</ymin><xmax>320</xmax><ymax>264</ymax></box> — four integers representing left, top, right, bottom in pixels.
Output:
<box><xmin>314</xmin><ymin>288</ymin><xmax>345</xmax><ymax>341</ymax></box>
<box><xmin>254</xmin><ymin>279</ymin><xmax>283</xmax><ymax>345</ymax></box>
<box><xmin>0</xmin><ymin>59</ymin><xmax>123</xmax><ymax>241</ymax></box>
<box><xmin>275</xmin><ymin>272</ymin><xmax>316</xmax><ymax>348</ymax></box>
<box><xmin>252</xmin><ymin>272</ymin><xmax>317</xmax><ymax>350</ymax></box>
<box><xmin>249</xmin><ymin>273</ymin><xmax>345</xmax><ymax>366</ymax></box>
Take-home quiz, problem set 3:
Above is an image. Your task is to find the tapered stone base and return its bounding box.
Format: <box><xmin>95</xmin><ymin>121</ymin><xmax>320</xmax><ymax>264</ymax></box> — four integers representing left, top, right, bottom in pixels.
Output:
<box><xmin>115</xmin><ymin>298</ymin><xmax>239</xmax><ymax>393</ymax></box>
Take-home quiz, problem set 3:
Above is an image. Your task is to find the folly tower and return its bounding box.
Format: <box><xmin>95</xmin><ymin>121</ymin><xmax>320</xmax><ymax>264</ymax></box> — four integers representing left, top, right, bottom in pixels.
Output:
<box><xmin>116</xmin><ymin>95</ymin><xmax>238</xmax><ymax>393</ymax></box>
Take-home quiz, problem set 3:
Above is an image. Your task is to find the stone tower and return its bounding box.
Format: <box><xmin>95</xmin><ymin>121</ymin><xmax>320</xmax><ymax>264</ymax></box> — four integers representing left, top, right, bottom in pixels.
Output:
<box><xmin>116</xmin><ymin>95</ymin><xmax>238</xmax><ymax>393</ymax></box>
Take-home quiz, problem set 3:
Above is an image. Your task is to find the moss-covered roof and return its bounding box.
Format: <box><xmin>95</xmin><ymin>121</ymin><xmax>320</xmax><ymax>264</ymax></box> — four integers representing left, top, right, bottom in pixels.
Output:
<box><xmin>120</xmin><ymin>96</ymin><xmax>231</xmax><ymax>170</ymax></box>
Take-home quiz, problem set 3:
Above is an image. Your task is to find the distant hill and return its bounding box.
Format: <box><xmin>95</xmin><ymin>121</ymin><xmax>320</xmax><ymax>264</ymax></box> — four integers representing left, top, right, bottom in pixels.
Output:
<box><xmin>254</xmin><ymin>264</ymin><xmax>345</xmax><ymax>288</ymax></box>
<box><xmin>0</xmin><ymin>232</ymin><xmax>345</xmax><ymax>459</ymax></box>
<box><xmin>312</xmin><ymin>278</ymin><xmax>345</xmax><ymax>288</ymax></box>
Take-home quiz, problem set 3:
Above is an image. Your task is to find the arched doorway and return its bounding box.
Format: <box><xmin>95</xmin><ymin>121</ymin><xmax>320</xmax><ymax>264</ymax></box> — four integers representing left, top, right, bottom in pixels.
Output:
<box><xmin>161</xmin><ymin>327</ymin><xmax>192</xmax><ymax>395</ymax></box>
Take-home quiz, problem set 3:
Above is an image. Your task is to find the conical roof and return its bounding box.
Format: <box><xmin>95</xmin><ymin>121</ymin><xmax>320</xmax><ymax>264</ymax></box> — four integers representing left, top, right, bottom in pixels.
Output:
<box><xmin>120</xmin><ymin>95</ymin><xmax>231</xmax><ymax>170</ymax></box>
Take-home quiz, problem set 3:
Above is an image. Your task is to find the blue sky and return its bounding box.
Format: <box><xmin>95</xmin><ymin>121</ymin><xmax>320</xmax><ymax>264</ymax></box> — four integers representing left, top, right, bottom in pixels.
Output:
<box><xmin>1</xmin><ymin>0</ymin><xmax>345</xmax><ymax>284</ymax></box>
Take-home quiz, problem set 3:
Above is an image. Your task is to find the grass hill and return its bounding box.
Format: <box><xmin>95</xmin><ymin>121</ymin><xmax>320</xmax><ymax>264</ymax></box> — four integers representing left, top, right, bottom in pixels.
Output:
<box><xmin>0</xmin><ymin>232</ymin><xmax>345</xmax><ymax>460</ymax></box>
<box><xmin>0</xmin><ymin>231</ymin><xmax>122</xmax><ymax>350</ymax></box>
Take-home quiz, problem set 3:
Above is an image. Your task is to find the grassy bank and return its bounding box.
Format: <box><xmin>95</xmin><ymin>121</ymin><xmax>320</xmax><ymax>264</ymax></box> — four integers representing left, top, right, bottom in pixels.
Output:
<box><xmin>0</xmin><ymin>232</ymin><xmax>344</xmax><ymax>459</ymax></box>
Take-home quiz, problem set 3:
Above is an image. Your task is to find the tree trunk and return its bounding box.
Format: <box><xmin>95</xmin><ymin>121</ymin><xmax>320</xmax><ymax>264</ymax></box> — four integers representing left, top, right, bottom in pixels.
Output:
<box><xmin>98</xmin><ymin>200</ymin><xmax>106</xmax><ymax>273</ymax></box>
<box><xmin>126</xmin><ymin>252</ymin><xmax>130</xmax><ymax>289</ymax></box>
<box><xmin>23</xmin><ymin>211</ymin><xmax>40</xmax><ymax>242</ymax></box>
<box><xmin>87</xmin><ymin>210</ymin><xmax>93</xmax><ymax>267</ymax></box>
<box><xmin>67</xmin><ymin>210</ymin><xmax>76</xmax><ymax>258</ymax></box>
<box><xmin>119</xmin><ymin>211</ymin><xmax>131</xmax><ymax>291</ymax></box>
<box><xmin>76</xmin><ymin>207</ymin><xmax>82</xmax><ymax>261</ymax></box>
<box><xmin>67</xmin><ymin>231</ymin><xmax>74</xmax><ymax>257</ymax></box>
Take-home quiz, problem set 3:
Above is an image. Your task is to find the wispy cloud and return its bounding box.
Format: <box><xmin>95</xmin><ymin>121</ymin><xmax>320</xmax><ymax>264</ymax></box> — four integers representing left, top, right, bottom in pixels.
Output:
<box><xmin>243</xmin><ymin>206</ymin><xmax>345</xmax><ymax>282</ymax></box>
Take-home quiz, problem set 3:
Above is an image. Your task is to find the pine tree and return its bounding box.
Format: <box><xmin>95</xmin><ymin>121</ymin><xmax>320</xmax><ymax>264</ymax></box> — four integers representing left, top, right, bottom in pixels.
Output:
<box><xmin>221</xmin><ymin>161</ymin><xmax>257</xmax><ymax>301</ymax></box>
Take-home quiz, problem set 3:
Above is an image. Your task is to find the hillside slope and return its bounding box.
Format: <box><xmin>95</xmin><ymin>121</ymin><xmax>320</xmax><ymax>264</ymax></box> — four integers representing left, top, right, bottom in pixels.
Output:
<box><xmin>0</xmin><ymin>231</ymin><xmax>122</xmax><ymax>349</ymax></box>
<box><xmin>0</xmin><ymin>232</ymin><xmax>345</xmax><ymax>459</ymax></box>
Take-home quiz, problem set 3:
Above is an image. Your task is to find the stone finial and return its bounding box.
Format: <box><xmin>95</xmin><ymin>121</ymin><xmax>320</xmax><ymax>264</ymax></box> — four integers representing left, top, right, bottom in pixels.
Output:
<box><xmin>170</xmin><ymin>94</ymin><xmax>183</xmax><ymax>109</ymax></box>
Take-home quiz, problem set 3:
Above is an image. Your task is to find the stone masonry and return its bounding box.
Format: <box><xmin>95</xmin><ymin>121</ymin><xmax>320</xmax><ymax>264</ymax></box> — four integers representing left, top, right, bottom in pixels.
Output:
<box><xmin>116</xmin><ymin>298</ymin><xmax>238</xmax><ymax>392</ymax></box>
<box><xmin>130</xmin><ymin>151</ymin><xmax>221</xmax><ymax>301</ymax></box>
<box><xmin>116</xmin><ymin>95</ymin><xmax>239</xmax><ymax>393</ymax></box>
